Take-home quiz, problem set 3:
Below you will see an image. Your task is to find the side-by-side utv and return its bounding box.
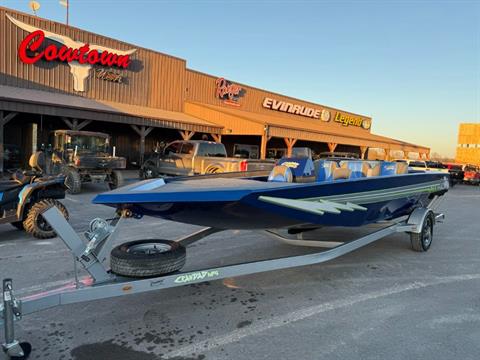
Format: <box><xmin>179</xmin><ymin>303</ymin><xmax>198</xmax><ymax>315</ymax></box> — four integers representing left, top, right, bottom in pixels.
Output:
<box><xmin>46</xmin><ymin>130</ymin><xmax>126</xmax><ymax>194</ymax></box>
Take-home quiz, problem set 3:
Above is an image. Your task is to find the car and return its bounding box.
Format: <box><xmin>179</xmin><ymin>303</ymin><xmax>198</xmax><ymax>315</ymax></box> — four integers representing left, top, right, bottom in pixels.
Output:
<box><xmin>139</xmin><ymin>140</ymin><xmax>274</xmax><ymax>179</ymax></box>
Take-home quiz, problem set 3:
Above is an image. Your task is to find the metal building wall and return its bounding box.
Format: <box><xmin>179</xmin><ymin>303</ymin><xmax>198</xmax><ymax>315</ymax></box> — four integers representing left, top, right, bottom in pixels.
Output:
<box><xmin>0</xmin><ymin>6</ymin><xmax>186</xmax><ymax>112</ymax></box>
<box><xmin>185</xmin><ymin>69</ymin><xmax>373</xmax><ymax>138</ymax></box>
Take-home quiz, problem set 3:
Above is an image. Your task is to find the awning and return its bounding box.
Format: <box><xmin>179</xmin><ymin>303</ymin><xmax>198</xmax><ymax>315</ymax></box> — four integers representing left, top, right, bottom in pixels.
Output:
<box><xmin>0</xmin><ymin>85</ymin><xmax>223</xmax><ymax>134</ymax></box>
<box><xmin>185</xmin><ymin>101</ymin><xmax>429</xmax><ymax>153</ymax></box>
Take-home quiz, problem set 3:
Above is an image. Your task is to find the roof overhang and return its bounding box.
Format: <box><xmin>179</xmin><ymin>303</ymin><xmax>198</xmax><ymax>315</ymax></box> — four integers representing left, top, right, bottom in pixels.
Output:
<box><xmin>0</xmin><ymin>85</ymin><xmax>223</xmax><ymax>134</ymax></box>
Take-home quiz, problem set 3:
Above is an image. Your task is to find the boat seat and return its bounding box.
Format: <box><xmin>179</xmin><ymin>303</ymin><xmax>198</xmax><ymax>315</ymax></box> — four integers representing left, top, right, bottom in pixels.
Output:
<box><xmin>380</xmin><ymin>162</ymin><xmax>398</xmax><ymax>176</ymax></box>
<box><xmin>268</xmin><ymin>165</ymin><xmax>293</xmax><ymax>182</ymax></box>
<box><xmin>395</xmin><ymin>162</ymin><xmax>409</xmax><ymax>174</ymax></box>
<box><xmin>314</xmin><ymin>160</ymin><xmax>338</xmax><ymax>181</ymax></box>
<box><xmin>366</xmin><ymin>162</ymin><xmax>381</xmax><ymax>177</ymax></box>
<box><xmin>332</xmin><ymin>167</ymin><xmax>351</xmax><ymax>180</ymax></box>
<box><xmin>340</xmin><ymin>160</ymin><xmax>369</xmax><ymax>179</ymax></box>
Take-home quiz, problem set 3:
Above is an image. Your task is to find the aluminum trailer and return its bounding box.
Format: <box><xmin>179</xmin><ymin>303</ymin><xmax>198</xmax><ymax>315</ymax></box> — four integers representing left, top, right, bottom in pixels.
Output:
<box><xmin>1</xmin><ymin>198</ymin><xmax>444</xmax><ymax>359</ymax></box>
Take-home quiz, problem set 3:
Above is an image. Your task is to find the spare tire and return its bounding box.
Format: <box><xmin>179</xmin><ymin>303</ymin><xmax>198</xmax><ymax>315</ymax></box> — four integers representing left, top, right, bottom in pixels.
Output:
<box><xmin>110</xmin><ymin>240</ymin><xmax>186</xmax><ymax>278</ymax></box>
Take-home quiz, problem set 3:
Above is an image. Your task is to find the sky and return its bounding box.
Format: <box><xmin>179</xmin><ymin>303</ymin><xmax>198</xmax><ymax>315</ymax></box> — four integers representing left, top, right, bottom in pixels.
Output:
<box><xmin>2</xmin><ymin>0</ymin><xmax>479</xmax><ymax>157</ymax></box>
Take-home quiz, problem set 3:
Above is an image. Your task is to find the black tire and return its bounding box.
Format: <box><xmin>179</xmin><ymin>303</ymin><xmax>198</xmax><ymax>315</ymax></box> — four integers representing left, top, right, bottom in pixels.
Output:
<box><xmin>141</xmin><ymin>165</ymin><xmax>158</xmax><ymax>179</ymax></box>
<box><xmin>23</xmin><ymin>199</ymin><xmax>69</xmax><ymax>239</ymax></box>
<box><xmin>65</xmin><ymin>168</ymin><xmax>81</xmax><ymax>194</ymax></box>
<box><xmin>108</xmin><ymin>170</ymin><xmax>124</xmax><ymax>190</ymax></box>
<box><xmin>11</xmin><ymin>221</ymin><xmax>25</xmax><ymax>230</ymax></box>
<box><xmin>110</xmin><ymin>239</ymin><xmax>186</xmax><ymax>278</ymax></box>
<box><xmin>410</xmin><ymin>213</ymin><xmax>434</xmax><ymax>252</ymax></box>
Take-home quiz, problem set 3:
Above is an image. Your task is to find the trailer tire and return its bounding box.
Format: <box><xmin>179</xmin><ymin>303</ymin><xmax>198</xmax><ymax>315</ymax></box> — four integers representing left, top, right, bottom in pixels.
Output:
<box><xmin>410</xmin><ymin>212</ymin><xmax>434</xmax><ymax>252</ymax></box>
<box><xmin>23</xmin><ymin>199</ymin><xmax>69</xmax><ymax>239</ymax></box>
<box><xmin>110</xmin><ymin>239</ymin><xmax>186</xmax><ymax>278</ymax></box>
<box><xmin>65</xmin><ymin>169</ymin><xmax>81</xmax><ymax>194</ymax></box>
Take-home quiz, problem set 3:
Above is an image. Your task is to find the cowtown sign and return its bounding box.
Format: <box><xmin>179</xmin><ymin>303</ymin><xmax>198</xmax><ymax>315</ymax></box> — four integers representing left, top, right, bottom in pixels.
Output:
<box><xmin>262</xmin><ymin>97</ymin><xmax>331</xmax><ymax>121</ymax></box>
<box><xmin>6</xmin><ymin>14</ymin><xmax>136</xmax><ymax>92</ymax></box>
<box><xmin>215</xmin><ymin>78</ymin><xmax>246</xmax><ymax>107</ymax></box>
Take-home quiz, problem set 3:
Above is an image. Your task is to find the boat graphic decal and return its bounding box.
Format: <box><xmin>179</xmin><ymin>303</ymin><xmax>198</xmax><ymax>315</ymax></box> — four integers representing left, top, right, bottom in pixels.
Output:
<box><xmin>259</xmin><ymin>178</ymin><xmax>448</xmax><ymax>214</ymax></box>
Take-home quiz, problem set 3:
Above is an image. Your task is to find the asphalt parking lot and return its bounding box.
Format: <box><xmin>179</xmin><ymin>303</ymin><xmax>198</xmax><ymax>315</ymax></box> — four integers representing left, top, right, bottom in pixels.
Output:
<box><xmin>0</xmin><ymin>182</ymin><xmax>479</xmax><ymax>360</ymax></box>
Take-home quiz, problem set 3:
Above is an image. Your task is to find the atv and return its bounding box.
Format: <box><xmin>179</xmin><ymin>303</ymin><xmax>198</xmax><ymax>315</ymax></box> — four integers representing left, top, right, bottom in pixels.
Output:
<box><xmin>0</xmin><ymin>153</ymin><xmax>69</xmax><ymax>239</ymax></box>
<box><xmin>45</xmin><ymin>130</ymin><xmax>126</xmax><ymax>194</ymax></box>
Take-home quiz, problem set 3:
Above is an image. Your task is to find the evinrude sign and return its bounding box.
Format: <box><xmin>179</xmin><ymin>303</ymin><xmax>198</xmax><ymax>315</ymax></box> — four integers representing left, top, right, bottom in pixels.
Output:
<box><xmin>7</xmin><ymin>14</ymin><xmax>136</xmax><ymax>92</ymax></box>
<box><xmin>263</xmin><ymin>96</ymin><xmax>371</xmax><ymax>129</ymax></box>
<box><xmin>262</xmin><ymin>97</ymin><xmax>331</xmax><ymax>121</ymax></box>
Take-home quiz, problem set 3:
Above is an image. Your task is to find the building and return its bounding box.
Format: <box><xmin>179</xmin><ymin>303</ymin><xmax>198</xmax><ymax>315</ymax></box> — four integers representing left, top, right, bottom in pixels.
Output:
<box><xmin>456</xmin><ymin>123</ymin><xmax>480</xmax><ymax>166</ymax></box>
<box><xmin>0</xmin><ymin>7</ymin><xmax>430</xmax><ymax>172</ymax></box>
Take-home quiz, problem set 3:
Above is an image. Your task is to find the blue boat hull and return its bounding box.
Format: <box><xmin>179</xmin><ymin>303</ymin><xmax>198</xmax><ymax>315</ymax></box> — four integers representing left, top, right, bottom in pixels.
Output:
<box><xmin>93</xmin><ymin>172</ymin><xmax>449</xmax><ymax>230</ymax></box>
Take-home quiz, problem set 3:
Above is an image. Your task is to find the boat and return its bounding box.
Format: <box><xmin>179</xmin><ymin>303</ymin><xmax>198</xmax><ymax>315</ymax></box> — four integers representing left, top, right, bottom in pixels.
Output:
<box><xmin>92</xmin><ymin>158</ymin><xmax>450</xmax><ymax>230</ymax></box>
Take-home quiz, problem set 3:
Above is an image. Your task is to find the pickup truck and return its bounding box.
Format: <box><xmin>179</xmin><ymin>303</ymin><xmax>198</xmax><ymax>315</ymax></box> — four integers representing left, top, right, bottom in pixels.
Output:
<box><xmin>462</xmin><ymin>164</ymin><xmax>480</xmax><ymax>185</ymax></box>
<box><xmin>139</xmin><ymin>140</ymin><xmax>274</xmax><ymax>178</ymax></box>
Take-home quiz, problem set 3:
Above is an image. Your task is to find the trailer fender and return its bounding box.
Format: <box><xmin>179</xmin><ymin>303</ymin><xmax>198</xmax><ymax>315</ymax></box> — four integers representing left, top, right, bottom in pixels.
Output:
<box><xmin>406</xmin><ymin>208</ymin><xmax>435</xmax><ymax>234</ymax></box>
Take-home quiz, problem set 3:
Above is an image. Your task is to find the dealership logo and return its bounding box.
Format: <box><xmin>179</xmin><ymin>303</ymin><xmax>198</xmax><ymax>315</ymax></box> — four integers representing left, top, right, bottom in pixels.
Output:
<box><xmin>262</xmin><ymin>97</ymin><xmax>331</xmax><ymax>120</ymax></box>
<box><xmin>215</xmin><ymin>78</ymin><xmax>246</xmax><ymax>107</ymax></box>
<box><xmin>334</xmin><ymin>112</ymin><xmax>371</xmax><ymax>129</ymax></box>
<box><xmin>6</xmin><ymin>14</ymin><xmax>136</xmax><ymax>92</ymax></box>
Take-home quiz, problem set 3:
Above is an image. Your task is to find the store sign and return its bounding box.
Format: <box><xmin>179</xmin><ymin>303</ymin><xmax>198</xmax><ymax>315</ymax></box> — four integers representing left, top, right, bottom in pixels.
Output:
<box><xmin>334</xmin><ymin>112</ymin><xmax>371</xmax><ymax>130</ymax></box>
<box><xmin>215</xmin><ymin>78</ymin><xmax>246</xmax><ymax>106</ymax></box>
<box><xmin>95</xmin><ymin>69</ymin><xmax>123</xmax><ymax>83</ymax></box>
<box><xmin>7</xmin><ymin>14</ymin><xmax>136</xmax><ymax>92</ymax></box>
<box><xmin>262</xmin><ymin>97</ymin><xmax>331</xmax><ymax>121</ymax></box>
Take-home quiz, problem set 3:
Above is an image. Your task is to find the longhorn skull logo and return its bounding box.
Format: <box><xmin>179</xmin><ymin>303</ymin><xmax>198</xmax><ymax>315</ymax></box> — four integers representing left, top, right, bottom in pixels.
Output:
<box><xmin>6</xmin><ymin>14</ymin><xmax>137</xmax><ymax>92</ymax></box>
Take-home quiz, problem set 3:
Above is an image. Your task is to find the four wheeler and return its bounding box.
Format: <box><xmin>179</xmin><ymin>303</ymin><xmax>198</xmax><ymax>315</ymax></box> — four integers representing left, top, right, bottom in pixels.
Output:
<box><xmin>45</xmin><ymin>130</ymin><xmax>126</xmax><ymax>194</ymax></box>
<box><xmin>0</xmin><ymin>153</ymin><xmax>69</xmax><ymax>239</ymax></box>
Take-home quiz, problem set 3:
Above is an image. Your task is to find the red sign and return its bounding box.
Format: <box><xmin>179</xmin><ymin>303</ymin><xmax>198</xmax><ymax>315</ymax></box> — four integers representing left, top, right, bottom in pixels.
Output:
<box><xmin>18</xmin><ymin>30</ymin><xmax>132</xmax><ymax>68</ymax></box>
<box><xmin>215</xmin><ymin>78</ymin><xmax>245</xmax><ymax>106</ymax></box>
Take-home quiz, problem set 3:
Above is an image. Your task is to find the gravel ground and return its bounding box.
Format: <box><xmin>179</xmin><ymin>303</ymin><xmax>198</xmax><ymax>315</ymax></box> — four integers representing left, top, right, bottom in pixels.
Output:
<box><xmin>0</xmin><ymin>182</ymin><xmax>479</xmax><ymax>360</ymax></box>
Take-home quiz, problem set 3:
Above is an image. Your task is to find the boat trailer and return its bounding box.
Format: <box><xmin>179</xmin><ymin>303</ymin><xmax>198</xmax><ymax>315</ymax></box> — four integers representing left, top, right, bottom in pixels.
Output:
<box><xmin>1</xmin><ymin>198</ymin><xmax>445</xmax><ymax>359</ymax></box>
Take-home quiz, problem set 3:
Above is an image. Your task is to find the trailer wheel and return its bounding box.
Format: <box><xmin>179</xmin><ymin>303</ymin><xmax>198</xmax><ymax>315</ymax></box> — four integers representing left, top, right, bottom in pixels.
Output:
<box><xmin>410</xmin><ymin>212</ymin><xmax>434</xmax><ymax>252</ymax></box>
<box><xmin>110</xmin><ymin>239</ymin><xmax>186</xmax><ymax>278</ymax></box>
<box><xmin>23</xmin><ymin>199</ymin><xmax>69</xmax><ymax>239</ymax></box>
<box><xmin>65</xmin><ymin>169</ymin><xmax>81</xmax><ymax>194</ymax></box>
